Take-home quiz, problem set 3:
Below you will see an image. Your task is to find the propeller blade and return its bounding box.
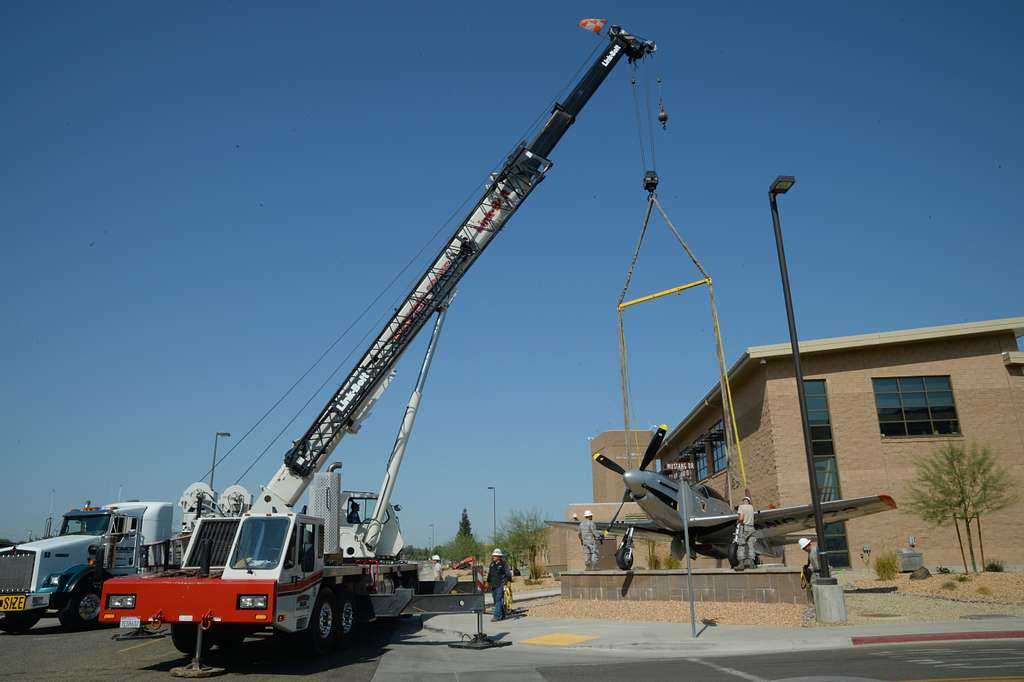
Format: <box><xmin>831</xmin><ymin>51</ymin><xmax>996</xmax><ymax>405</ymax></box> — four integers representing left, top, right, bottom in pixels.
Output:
<box><xmin>593</xmin><ymin>452</ymin><xmax>625</xmax><ymax>476</ymax></box>
<box><xmin>639</xmin><ymin>424</ymin><xmax>669</xmax><ymax>471</ymax></box>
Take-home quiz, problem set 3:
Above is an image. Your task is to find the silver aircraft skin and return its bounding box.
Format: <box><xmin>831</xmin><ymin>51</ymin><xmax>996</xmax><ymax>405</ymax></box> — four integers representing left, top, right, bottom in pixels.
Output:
<box><xmin>549</xmin><ymin>426</ymin><xmax>898</xmax><ymax>569</ymax></box>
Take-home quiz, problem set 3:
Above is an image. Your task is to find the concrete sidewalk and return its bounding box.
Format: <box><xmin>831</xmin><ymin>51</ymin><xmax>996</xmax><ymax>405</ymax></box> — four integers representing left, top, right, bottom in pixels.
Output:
<box><xmin>419</xmin><ymin>611</ymin><xmax>1024</xmax><ymax>659</ymax></box>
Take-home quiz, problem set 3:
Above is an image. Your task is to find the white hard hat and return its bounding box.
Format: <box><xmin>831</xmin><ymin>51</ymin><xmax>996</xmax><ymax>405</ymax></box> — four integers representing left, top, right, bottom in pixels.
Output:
<box><xmin>584</xmin><ymin>510</ymin><xmax>593</xmax><ymax>517</ymax></box>
<box><xmin>743</xmin><ymin>496</ymin><xmax>751</xmax><ymax>502</ymax></box>
<box><xmin>431</xmin><ymin>555</ymin><xmax>440</xmax><ymax>561</ymax></box>
<box><xmin>491</xmin><ymin>548</ymin><xmax>503</xmax><ymax>556</ymax></box>
<box><xmin>798</xmin><ymin>538</ymin><xmax>812</xmax><ymax>550</ymax></box>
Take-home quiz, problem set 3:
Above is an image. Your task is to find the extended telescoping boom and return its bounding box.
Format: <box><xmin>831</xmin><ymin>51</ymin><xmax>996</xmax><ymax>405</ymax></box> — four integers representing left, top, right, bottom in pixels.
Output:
<box><xmin>100</xmin><ymin>25</ymin><xmax>656</xmax><ymax>660</ymax></box>
<box><xmin>256</xmin><ymin>26</ymin><xmax>656</xmax><ymax>514</ymax></box>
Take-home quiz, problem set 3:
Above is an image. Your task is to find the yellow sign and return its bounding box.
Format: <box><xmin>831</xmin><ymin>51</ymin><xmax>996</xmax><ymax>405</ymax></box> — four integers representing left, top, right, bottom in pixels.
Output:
<box><xmin>0</xmin><ymin>595</ymin><xmax>26</xmax><ymax>612</ymax></box>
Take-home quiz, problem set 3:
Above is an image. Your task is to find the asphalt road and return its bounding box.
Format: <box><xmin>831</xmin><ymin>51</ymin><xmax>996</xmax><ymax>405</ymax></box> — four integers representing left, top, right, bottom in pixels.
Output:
<box><xmin>3</xmin><ymin>614</ymin><xmax>1023</xmax><ymax>681</ymax></box>
<box><xmin>0</xmin><ymin>613</ymin><xmax>397</xmax><ymax>680</ymax></box>
<box><xmin>536</xmin><ymin>640</ymin><xmax>1024</xmax><ymax>681</ymax></box>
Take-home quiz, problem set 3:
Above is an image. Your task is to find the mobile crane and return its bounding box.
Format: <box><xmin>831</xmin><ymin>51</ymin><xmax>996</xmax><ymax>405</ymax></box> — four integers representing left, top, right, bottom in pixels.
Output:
<box><xmin>100</xmin><ymin>24</ymin><xmax>656</xmax><ymax>658</ymax></box>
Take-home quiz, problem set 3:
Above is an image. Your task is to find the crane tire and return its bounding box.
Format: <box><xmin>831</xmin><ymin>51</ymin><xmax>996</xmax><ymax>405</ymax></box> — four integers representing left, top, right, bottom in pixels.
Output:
<box><xmin>334</xmin><ymin>590</ymin><xmax>357</xmax><ymax>649</ymax></box>
<box><xmin>170</xmin><ymin>623</ymin><xmax>211</xmax><ymax>656</ymax></box>
<box><xmin>304</xmin><ymin>587</ymin><xmax>337</xmax><ymax>655</ymax></box>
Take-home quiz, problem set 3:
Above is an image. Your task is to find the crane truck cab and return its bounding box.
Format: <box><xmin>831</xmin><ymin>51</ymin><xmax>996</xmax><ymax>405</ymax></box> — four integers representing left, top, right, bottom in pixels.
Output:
<box><xmin>0</xmin><ymin>501</ymin><xmax>172</xmax><ymax>633</ymax></box>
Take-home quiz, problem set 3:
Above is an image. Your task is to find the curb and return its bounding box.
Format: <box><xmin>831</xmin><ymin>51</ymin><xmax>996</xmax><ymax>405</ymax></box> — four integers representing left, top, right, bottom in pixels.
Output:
<box><xmin>852</xmin><ymin>630</ymin><xmax>1024</xmax><ymax>645</ymax></box>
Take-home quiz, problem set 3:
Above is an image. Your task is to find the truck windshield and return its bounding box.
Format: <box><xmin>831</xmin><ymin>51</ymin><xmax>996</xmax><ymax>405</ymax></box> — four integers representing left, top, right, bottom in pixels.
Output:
<box><xmin>60</xmin><ymin>514</ymin><xmax>110</xmax><ymax>536</ymax></box>
<box><xmin>229</xmin><ymin>517</ymin><xmax>290</xmax><ymax>570</ymax></box>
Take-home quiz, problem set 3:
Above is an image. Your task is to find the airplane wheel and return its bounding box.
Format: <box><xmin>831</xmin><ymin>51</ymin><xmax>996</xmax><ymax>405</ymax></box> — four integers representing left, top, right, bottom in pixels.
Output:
<box><xmin>727</xmin><ymin>542</ymin><xmax>740</xmax><ymax>570</ymax></box>
<box><xmin>615</xmin><ymin>544</ymin><xmax>633</xmax><ymax>570</ymax></box>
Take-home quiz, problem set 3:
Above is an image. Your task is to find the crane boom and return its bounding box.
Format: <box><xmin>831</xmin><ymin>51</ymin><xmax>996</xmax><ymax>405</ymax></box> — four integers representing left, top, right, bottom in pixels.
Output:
<box><xmin>256</xmin><ymin>25</ymin><xmax>655</xmax><ymax>512</ymax></box>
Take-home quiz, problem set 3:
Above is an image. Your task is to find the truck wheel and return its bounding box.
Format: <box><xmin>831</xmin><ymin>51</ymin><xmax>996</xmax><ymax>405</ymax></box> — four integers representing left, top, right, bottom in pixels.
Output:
<box><xmin>212</xmin><ymin>626</ymin><xmax>246</xmax><ymax>651</ymax></box>
<box><xmin>304</xmin><ymin>587</ymin><xmax>337</xmax><ymax>655</ymax></box>
<box><xmin>0</xmin><ymin>610</ymin><xmax>43</xmax><ymax>633</ymax></box>
<box><xmin>170</xmin><ymin>623</ymin><xmax>211</xmax><ymax>656</ymax></box>
<box><xmin>334</xmin><ymin>591</ymin><xmax>357</xmax><ymax>649</ymax></box>
<box><xmin>58</xmin><ymin>585</ymin><xmax>102</xmax><ymax>629</ymax></box>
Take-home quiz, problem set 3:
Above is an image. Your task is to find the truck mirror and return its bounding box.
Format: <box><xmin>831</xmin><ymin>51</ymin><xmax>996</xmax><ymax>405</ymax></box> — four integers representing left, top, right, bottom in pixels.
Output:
<box><xmin>112</xmin><ymin>516</ymin><xmax>125</xmax><ymax>534</ymax></box>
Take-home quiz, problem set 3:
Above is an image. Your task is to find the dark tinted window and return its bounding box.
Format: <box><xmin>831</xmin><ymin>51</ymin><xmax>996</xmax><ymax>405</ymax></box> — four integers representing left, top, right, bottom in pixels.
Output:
<box><xmin>872</xmin><ymin>376</ymin><xmax>960</xmax><ymax>437</ymax></box>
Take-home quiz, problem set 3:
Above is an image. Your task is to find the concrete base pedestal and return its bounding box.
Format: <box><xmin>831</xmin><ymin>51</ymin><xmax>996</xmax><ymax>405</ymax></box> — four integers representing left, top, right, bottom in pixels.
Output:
<box><xmin>812</xmin><ymin>580</ymin><xmax>848</xmax><ymax>624</ymax></box>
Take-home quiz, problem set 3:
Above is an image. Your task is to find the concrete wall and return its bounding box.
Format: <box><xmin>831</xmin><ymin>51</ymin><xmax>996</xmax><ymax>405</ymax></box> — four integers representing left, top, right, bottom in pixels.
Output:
<box><xmin>561</xmin><ymin>568</ymin><xmax>807</xmax><ymax>604</ymax></box>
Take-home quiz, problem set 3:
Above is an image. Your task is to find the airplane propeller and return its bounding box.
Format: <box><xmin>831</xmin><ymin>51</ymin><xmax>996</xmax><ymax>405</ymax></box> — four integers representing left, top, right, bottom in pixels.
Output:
<box><xmin>592</xmin><ymin>424</ymin><xmax>669</xmax><ymax>530</ymax></box>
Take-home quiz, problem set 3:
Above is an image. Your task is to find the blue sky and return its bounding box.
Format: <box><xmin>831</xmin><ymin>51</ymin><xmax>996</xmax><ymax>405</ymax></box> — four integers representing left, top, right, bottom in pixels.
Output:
<box><xmin>2</xmin><ymin>2</ymin><xmax>1021</xmax><ymax>545</ymax></box>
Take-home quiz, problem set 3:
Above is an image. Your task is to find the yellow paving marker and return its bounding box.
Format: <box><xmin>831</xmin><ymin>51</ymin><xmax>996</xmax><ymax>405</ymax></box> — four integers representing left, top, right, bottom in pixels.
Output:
<box><xmin>520</xmin><ymin>633</ymin><xmax>598</xmax><ymax>647</ymax></box>
<box><xmin>118</xmin><ymin>637</ymin><xmax>167</xmax><ymax>654</ymax></box>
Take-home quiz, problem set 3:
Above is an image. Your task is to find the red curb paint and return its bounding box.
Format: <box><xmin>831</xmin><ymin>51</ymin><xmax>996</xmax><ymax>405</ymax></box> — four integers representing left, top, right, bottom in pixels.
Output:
<box><xmin>852</xmin><ymin>630</ymin><xmax>1024</xmax><ymax>645</ymax></box>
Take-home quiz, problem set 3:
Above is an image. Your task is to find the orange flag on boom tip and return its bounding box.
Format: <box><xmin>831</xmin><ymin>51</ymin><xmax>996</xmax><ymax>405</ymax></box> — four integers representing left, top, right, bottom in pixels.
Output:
<box><xmin>578</xmin><ymin>18</ymin><xmax>608</xmax><ymax>34</ymax></box>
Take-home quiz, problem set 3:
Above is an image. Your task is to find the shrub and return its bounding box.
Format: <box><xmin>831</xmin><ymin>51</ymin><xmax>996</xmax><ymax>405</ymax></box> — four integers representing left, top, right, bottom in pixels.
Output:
<box><xmin>984</xmin><ymin>560</ymin><xmax>1004</xmax><ymax>573</ymax></box>
<box><xmin>662</xmin><ymin>554</ymin><xmax>681</xmax><ymax>570</ymax></box>
<box><xmin>873</xmin><ymin>550</ymin><xmax>900</xmax><ymax>581</ymax></box>
<box><xmin>956</xmin><ymin>574</ymin><xmax>971</xmax><ymax>583</ymax></box>
<box><xmin>936</xmin><ymin>566</ymin><xmax>952</xmax><ymax>574</ymax></box>
<box><xmin>977</xmin><ymin>586</ymin><xmax>993</xmax><ymax>596</ymax></box>
<box><xmin>941</xmin><ymin>581</ymin><xmax>957</xmax><ymax>590</ymax></box>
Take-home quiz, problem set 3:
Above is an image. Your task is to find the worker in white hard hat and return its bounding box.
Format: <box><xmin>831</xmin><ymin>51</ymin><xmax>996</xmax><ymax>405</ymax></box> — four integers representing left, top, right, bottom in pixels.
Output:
<box><xmin>578</xmin><ymin>510</ymin><xmax>599</xmax><ymax>571</ymax></box>
<box><xmin>798</xmin><ymin>537</ymin><xmax>820</xmax><ymax>597</ymax></box>
<box><xmin>430</xmin><ymin>554</ymin><xmax>443</xmax><ymax>582</ymax></box>
<box><xmin>734</xmin><ymin>495</ymin><xmax>757</xmax><ymax>571</ymax></box>
<box><xmin>485</xmin><ymin>548</ymin><xmax>512</xmax><ymax>621</ymax></box>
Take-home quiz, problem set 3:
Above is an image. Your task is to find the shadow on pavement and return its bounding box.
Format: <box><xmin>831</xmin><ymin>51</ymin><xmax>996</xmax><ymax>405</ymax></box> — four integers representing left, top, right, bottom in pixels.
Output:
<box><xmin>137</xmin><ymin>617</ymin><xmax>429</xmax><ymax>676</ymax></box>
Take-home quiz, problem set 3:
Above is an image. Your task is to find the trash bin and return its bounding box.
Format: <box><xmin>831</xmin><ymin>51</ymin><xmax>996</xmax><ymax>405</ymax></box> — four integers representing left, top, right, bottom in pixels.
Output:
<box><xmin>897</xmin><ymin>549</ymin><xmax>924</xmax><ymax>572</ymax></box>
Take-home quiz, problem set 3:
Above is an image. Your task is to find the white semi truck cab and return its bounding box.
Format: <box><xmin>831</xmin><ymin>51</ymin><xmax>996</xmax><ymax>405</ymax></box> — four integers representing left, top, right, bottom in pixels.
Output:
<box><xmin>0</xmin><ymin>501</ymin><xmax>172</xmax><ymax>632</ymax></box>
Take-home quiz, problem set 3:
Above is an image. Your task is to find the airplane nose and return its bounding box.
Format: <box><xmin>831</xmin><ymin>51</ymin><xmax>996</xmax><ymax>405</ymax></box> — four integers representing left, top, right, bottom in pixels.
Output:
<box><xmin>622</xmin><ymin>470</ymin><xmax>646</xmax><ymax>499</ymax></box>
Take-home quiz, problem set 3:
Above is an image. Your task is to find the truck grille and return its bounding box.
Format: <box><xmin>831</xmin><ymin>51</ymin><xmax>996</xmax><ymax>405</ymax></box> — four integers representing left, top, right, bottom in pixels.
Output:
<box><xmin>183</xmin><ymin>518</ymin><xmax>239</xmax><ymax>568</ymax></box>
<box><xmin>0</xmin><ymin>550</ymin><xmax>34</xmax><ymax>593</ymax></box>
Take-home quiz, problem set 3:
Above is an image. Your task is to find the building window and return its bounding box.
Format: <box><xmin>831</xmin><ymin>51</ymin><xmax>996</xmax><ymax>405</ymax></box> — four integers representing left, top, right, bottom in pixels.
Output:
<box><xmin>803</xmin><ymin>379</ymin><xmax>850</xmax><ymax>568</ymax></box>
<box><xmin>872</xmin><ymin>376</ymin><xmax>960</xmax><ymax>437</ymax></box>
<box><xmin>710</xmin><ymin>421</ymin><xmax>727</xmax><ymax>474</ymax></box>
<box><xmin>695</xmin><ymin>448</ymin><xmax>708</xmax><ymax>481</ymax></box>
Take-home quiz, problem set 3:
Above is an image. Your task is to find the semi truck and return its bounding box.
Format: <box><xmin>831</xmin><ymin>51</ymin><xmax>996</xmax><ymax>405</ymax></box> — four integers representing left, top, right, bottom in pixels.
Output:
<box><xmin>99</xmin><ymin>23</ymin><xmax>656</xmax><ymax>658</ymax></box>
<box><xmin>0</xmin><ymin>501</ymin><xmax>173</xmax><ymax>632</ymax></box>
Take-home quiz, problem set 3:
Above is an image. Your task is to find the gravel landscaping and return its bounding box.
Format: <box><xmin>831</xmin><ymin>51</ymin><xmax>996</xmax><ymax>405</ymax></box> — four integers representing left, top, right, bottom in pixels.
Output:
<box><xmin>851</xmin><ymin>571</ymin><xmax>1024</xmax><ymax>604</ymax></box>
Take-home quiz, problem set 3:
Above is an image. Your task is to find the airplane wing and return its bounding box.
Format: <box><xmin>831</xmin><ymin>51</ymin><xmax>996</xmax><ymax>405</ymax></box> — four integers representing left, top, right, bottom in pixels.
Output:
<box><xmin>755</xmin><ymin>494</ymin><xmax>897</xmax><ymax>540</ymax></box>
<box><xmin>546</xmin><ymin>520</ymin><xmax>674</xmax><ymax>543</ymax></box>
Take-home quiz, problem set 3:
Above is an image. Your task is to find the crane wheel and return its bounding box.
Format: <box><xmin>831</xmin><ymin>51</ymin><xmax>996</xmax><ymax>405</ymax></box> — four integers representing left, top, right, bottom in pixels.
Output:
<box><xmin>334</xmin><ymin>591</ymin><xmax>357</xmax><ymax>649</ymax></box>
<box><xmin>304</xmin><ymin>587</ymin><xmax>338</xmax><ymax>655</ymax></box>
<box><xmin>170</xmin><ymin>623</ymin><xmax>211</xmax><ymax>656</ymax></box>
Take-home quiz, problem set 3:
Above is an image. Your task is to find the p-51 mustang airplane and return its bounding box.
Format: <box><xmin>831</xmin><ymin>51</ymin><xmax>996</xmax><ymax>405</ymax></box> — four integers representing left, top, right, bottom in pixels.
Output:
<box><xmin>549</xmin><ymin>426</ymin><xmax>897</xmax><ymax>570</ymax></box>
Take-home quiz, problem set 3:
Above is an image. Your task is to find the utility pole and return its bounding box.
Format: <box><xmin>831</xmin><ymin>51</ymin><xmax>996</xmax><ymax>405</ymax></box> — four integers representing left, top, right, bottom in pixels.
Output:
<box><xmin>487</xmin><ymin>486</ymin><xmax>496</xmax><ymax>545</ymax></box>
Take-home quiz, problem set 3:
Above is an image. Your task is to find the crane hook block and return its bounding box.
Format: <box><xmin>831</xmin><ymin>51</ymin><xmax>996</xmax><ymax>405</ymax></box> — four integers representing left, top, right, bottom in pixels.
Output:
<box><xmin>658</xmin><ymin>109</ymin><xmax>669</xmax><ymax>129</ymax></box>
<box><xmin>643</xmin><ymin>170</ymin><xmax>660</xmax><ymax>192</ymax></box>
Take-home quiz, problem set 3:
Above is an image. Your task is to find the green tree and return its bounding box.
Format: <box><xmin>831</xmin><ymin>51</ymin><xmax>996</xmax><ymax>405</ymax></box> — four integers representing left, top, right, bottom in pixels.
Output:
<box><xmin>906</xmin><ymin>442</ymin><xmax>1016</xmax><ymax>573</ymax></box>
<box><xmin>458</xmin><ymin>508</ymin><xmax>473</xmax><ymax>538</ymax></box>
<box><xmin>496</xmin><ymin>508</ymin><xmax>549</xmax><ymax>580</ymax></box>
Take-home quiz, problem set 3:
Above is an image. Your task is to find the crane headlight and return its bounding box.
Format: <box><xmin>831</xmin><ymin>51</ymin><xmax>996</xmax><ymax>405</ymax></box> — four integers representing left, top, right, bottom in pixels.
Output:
<box><xmin>237</xmin><ymin>594</ymin><xmax>268</xmax><ymax>610</ymax></box>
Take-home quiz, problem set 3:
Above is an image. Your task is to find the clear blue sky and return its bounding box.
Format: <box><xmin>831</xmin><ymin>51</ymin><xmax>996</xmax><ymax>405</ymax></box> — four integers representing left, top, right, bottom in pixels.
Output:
<box><xmin>2</xmin><ymin>2</ymin><xmax>1021</xmax><ymax>545</ymax></box>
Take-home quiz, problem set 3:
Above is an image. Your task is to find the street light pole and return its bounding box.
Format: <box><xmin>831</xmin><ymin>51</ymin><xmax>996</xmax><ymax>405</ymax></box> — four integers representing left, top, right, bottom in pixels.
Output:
<box><xmin>487</xmin><ymin>486</ymin><xmax>496</xmax><ymax>545</ymax></box>
<box><xmin>768</xmin><ymin>175</ymin><xmax>831</xmax><ymax>582</ymax></box>
<box><xmin>429</xmin><ymin>524</ymin><xmax>435</xmax><ymax>552</ymax></box>
<box><xmin>209</xmin><ymin>432</ymin><xmax>231</xmax><ymax>492</ymax></box>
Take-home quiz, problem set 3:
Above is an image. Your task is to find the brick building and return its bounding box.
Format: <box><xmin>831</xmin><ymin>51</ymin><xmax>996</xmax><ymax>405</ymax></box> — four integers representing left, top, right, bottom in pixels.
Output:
<box><xmin>549</xmin><ymin>317</ymin><xmax>1024</xmax><ymax>574</ymax></box>
<box><xmin>659</xmin><ymin>316</ymin><xmax>1024</xmax><ymax>570</ymax></box>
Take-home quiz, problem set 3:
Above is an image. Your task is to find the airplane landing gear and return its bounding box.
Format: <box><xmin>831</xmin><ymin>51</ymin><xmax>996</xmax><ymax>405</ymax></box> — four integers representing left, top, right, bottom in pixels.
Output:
<box><xmin>615</xmin><ymin>527</ymin><xmax>636</xmax><ymax>570</ymax></box>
